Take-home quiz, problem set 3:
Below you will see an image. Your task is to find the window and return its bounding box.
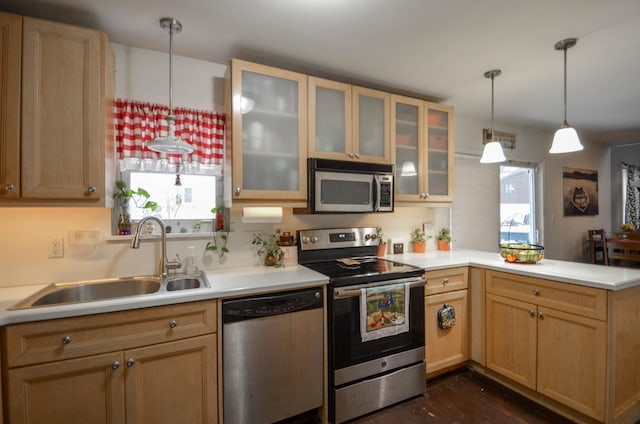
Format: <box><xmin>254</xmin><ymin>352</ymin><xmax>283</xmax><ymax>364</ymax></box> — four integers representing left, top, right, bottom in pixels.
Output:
<box><xmin>500</xmin><ymin>164</ymin><xmax>536</xmax><ymax>244</ymax></box>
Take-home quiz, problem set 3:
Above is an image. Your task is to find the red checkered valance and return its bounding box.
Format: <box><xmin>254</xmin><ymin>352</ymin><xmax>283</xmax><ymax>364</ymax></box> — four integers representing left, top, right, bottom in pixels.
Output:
<box><xmin>114</xmin><ymin>99</ymin><xmax>224</xmax><ymax>166</ymax></box>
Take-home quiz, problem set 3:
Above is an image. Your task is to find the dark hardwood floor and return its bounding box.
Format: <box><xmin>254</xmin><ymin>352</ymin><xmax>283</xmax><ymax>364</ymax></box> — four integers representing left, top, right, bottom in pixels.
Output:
<box><xmin>348</xmin><ymin>368</ymin><xmax>576</xmax><ymax>424</ymax></box>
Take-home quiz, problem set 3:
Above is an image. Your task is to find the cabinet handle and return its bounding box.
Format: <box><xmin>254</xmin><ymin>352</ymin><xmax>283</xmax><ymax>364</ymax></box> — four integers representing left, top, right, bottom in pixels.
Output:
<box><xmin>235</xmin><ymin>187</ymin><xmax>241</xmax><ymax>195</ymax></box>
<box><xmin>169</xmin><ymin>320</ymin><xmax>177</xmax><ymax>329</ymax></box>
<box><xmin>112</xmin><ymin>361</ymin><xmax>120</xmax><ymax>370</ymax></box>
<box><xmin>528</xmin><ymin>310</ymin><xmax>535</xmax><ymax>317</ymax></box>
<box><xmin>533</xmin><ymin>289</ymin><xmax>540</xmax><ymax>296</ymax></box>
<box><xmin>354</xmin><ymin>153</ymin><xmax>360</xmax><ymax>159</ymax></box>
<box><xmin>61</xmin><ymin>336</ymin><xmax>71</xmax><ymax>345</ymax></box>
<box><xmin>538</xmin><ymin>311</ymin><xmax>544</xmax><ymax>319</ymax></box>
<box><xmin>4</xmin><ymin>184</ymin><xmax>14</xmax><ymax>191</ymax></box>
<box><xmin>347</xmin><ymin>152</ymin><xmax>354</xmax><ymax>158</ymax></box>
<box><xmin>442</xmin><ymin>278</ymin><xmax>449</xmax><ymax>285</ymax></box>
<box><xmin>87</xmin><ymin>186</ymin><xmax>96</xmax><ymax>193</ymax></box>
<box><xmin>126</xmin><ymin>358</ymin><xmax>135</xmax><ymax>367</ymax></box>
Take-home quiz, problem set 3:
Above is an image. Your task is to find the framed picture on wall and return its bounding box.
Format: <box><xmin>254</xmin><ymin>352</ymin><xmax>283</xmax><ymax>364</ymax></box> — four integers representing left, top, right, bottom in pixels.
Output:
<box><xmin>563</xmin><ymin>167</ymin><xmax>599</xmax><ymax>216</ymax></box>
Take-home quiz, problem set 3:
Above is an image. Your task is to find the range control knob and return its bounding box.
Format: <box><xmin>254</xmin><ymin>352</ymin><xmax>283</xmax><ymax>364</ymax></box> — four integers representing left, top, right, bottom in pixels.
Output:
<box><xmin>309</xmin><ymin>235</ymin><xmax>319</xmax><ymax>243</ymax></box>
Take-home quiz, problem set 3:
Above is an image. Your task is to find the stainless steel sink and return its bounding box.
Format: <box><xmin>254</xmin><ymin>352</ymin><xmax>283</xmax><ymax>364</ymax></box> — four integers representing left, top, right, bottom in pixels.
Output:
<box><xmin>9</xmin><ymin>273</ymin><xmax>210</xmax><ymax>310</ymax></box>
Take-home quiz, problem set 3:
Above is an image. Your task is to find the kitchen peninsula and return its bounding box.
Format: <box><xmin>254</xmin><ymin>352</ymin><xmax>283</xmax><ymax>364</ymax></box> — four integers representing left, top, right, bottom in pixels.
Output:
<box><xmin>0</xmin><ymin>250</ymin><xmax>639</xmax><ymax>424</ymax></box>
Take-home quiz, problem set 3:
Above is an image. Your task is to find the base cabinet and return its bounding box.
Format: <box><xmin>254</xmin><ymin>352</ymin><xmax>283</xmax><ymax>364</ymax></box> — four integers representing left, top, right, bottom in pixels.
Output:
<box><xmin>485</xmin><ymin>270</ymin><xmax>607</xmax><ymax>421</ymax></box>
<box><xmin>2</xmin><ymin>301</ymin><xmax>218</xmax><ymax>424</ymax></box>
<box><xmin>424</xmin><ymin>267</ymin><xmax>468</xmax><ymax>375</ymax></box>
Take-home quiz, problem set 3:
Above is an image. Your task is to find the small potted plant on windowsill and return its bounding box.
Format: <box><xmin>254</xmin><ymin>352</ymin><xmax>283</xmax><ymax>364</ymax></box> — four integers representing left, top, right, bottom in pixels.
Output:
<box><xmin>436</xmin><ymin>228</ymin><xmax>452</xmax><ymax>251</ymax></box>
<box><xmin>252</xmin><ymin>230</ymin><xmax>285</xmax><ymax>267</ymax></box>
<box><xmin>375</xmin><ymin>227</ymin><xmax>387</xmax><ymax>256</ymax></box>
<box><xmin>113</xmin><ymin>180</ymin><xmax>158</xmax><ymax>235</ymax></box>
<box><xmin>410</xmin><ymin>227</ymin><xmax>429</xmax><ymax>253</ymax></box>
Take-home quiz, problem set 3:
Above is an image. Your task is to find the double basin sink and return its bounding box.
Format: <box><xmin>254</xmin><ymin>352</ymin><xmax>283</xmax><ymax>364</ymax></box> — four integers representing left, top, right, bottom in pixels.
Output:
<box><xmin>9</xmin><ymin>273</ymin><xmax>209</xmax><ymax>310</ymax></box>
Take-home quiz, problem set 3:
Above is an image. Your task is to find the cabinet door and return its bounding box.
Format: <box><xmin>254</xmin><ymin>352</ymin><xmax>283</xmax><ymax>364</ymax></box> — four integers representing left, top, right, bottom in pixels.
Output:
<box><xmin>537</xmin><ymin>307</ymin><xmax>606</xmax><ymax>421</ymax></box>
<box><xmin>352</xmin><ymin>86</ymin><xmax>391</xmax><ymax>163</ymax></box>
<box><xmin>392</xmin><ymin>95</ymin><xmax>424</xmax><ymax>201</ymax></box>
<box><xmin>0</xmin><ymin>12</ymin><xmax>21</xmax><ymax>201</ymax></box>
<box><xmin>7</xmin><ymin>352</ymin><xmax>125</xmax><ymax>424</ymax></box>
<box><xmin>308</xmin><ymin>76</ymin><xmax>352</xmax><ymax>160</ymax></box>
<box><xmin>425</xmin><ymin>289</ymin><xmax>468</xmax><ymax>374</ymax></box>
<box><xmin>230</xmin><ymin>59</ymin><xmax>307</xmax><ymax>201</ymax></box>
<box><xmin>21</xmin><ymin>18</ymin><xmax>107</xmax><ymax>201</ymax></box>
<box><xmin>424</xmin><ymin>103</ymin><xmax>454</xmax><ymax>202</ymax></box>
<box><xmin>125</xmin><ymin>335</ymin><xmax>218</xmax><ymax>424</ymax></box>
<box><xmin>485</xmin><ymin>293</ymin><xmax>537</xmax><ymax>389</ymax></box>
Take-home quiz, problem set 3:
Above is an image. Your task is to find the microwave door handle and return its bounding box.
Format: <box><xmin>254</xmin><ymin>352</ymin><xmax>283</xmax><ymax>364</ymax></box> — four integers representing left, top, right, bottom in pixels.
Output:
<box><xmin>373</xmin><ymin>174</ymin><xmax>381</xmax><ymax>212</ymax></box>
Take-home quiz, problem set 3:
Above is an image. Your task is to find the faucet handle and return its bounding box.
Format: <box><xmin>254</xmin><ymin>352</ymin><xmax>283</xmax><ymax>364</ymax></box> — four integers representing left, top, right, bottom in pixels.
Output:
<box><xmin>167</xmin><ymin>253</ymin><xmax>182</xmax><ymax>270</ymax></box>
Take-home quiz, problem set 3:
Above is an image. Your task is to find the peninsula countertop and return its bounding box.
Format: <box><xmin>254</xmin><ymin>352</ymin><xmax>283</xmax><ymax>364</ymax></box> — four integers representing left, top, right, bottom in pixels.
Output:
<box><xmin>2</xmin><ymin>249</ymin><xmax>640</xmax><ymax>326</ymax></box>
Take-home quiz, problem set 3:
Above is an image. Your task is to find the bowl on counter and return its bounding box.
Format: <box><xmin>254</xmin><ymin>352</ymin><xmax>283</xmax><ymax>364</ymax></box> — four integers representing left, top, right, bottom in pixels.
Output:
<box><xmin>499</xmin><ymin>243</ymin><xmax>544</xmax><ymax>264</ymax></box>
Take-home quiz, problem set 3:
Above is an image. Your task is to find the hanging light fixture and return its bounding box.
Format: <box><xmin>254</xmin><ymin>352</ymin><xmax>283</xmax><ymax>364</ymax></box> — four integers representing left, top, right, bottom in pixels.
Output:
<box><xmin>549</xmin><ymin>37</ymin><xmax>583</xmax><ymax>154</ymax></box>
<box><xmin>147</xmin><ymin>18</ymin><xmax>195</xmax><ymax>154</ymax></box>
<box><xmin>480</xmin><ymin>69</ymin><xmax>507</xmax><ymax>163</ymax></box>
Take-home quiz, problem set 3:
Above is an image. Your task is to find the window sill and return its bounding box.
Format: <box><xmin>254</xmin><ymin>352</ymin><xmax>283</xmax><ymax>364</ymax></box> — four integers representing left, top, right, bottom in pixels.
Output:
<box><xmin>105</xmin><ymin>232</ymin><xmax>217</xmax><ymax>243</ymax></box>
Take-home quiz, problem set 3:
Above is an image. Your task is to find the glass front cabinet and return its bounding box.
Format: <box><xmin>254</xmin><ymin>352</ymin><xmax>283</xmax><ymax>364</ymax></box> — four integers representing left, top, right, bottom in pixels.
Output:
<box><xmin>393</xmin><ymin>96</ymin><xmax>454</xmax><ymax>203</ymax></box>
<box><xmin>227</xmin><ymin>59</ymin><xmax>307</xmax><ymax>201</ymax></box>
<box><xmin>309</xmin><ymin>78</ymin><xmax>391</xmax><ymax>164</ymax></box>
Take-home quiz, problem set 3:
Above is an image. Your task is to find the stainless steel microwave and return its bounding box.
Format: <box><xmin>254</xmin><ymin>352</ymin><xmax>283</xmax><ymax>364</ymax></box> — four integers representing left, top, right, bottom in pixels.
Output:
<box><xmin>307</xmin><ymin>158</ymin><xmax>394</xmax><ymax>213</ymax></box>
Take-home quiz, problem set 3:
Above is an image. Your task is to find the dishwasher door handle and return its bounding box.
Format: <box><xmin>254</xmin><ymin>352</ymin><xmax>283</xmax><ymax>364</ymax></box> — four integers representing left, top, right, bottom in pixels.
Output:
<box><xmin>334</xmin><ymin>277</ymin><xmax>426</xmax><ymax>299</ymax></box>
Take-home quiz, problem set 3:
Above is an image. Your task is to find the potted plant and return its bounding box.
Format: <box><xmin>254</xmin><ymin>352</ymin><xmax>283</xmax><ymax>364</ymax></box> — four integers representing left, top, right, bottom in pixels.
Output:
<box><xmin>113</xmin><ymin>180</ymin><xmax>158</xmax><ymax>235</ymax></box>
<box><xmin>437</xmin><ymin>228</ymin><xmax>452</xmax><ymax>251</ymax></box>
<box><xmin>252</xmin><ymin>230</ymin><xmax>285</xmax><ymax>267</ymax></box>
<box><xmin>205</xmin><ymin>208</ymin><xmax>230</xmax><ymax>258</ymax></box>
<box><xmin>375</xmin><ymin>227</ymin><xmax>387</xmax><ymax>256</ymax></box>
<box><xmin>410</xmin><ymin>227</ymin><xmax>428</xmax><ymax>253</ymax></box>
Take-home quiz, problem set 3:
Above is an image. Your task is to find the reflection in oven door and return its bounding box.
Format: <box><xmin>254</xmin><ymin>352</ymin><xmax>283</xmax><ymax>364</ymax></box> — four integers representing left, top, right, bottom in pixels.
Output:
<box><xmin>329</xmin><ymin>277</ymin><xmax>426</xmax><ymax>423</ymax></box>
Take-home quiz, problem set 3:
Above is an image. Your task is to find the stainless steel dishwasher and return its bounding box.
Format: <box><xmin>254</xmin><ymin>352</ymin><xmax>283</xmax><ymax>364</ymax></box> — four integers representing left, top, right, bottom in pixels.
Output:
<box><xmin>222</xmin><ymin>287</ymin><xmax>324</xmax><ymax>424</ymax></box>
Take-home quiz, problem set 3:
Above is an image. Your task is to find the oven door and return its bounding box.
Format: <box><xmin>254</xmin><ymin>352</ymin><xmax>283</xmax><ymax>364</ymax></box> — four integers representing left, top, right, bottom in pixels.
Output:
<box><xmin>331</xmin><ymin>276</ymin><xmax>425</xmax><ymax>373</ymax></box>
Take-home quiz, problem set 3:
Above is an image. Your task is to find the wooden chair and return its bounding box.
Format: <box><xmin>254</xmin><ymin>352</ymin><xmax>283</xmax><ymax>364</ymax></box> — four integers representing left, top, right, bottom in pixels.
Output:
<box><xmin>587</xmin><ymin>229</ymin><xmax>608</xmax><ymax>265</ymax></box>
<box><xmin>606</xmin><ymin>239</ymin><xmax>640</xmax><ymax>268</ymax></box>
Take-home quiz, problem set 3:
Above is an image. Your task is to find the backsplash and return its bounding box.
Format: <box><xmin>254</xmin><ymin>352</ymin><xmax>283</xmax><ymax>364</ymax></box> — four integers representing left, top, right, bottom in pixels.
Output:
<box><xmin>0</xmin><ymin>206</ymin><xmax>449</xmax><ymax>288</ymax></box>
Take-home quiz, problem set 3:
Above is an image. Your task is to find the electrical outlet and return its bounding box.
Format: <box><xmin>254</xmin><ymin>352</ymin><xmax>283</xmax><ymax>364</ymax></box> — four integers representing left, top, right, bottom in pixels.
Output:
<box><xmin>48</xmin><ymin>238</ymin><xmax>64</xmax><ymax>258</ymax></box>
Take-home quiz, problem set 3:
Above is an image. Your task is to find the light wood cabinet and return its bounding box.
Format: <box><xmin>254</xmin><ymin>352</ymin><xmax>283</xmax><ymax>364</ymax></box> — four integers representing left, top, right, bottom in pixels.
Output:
<box><xmin>393</xmin><ymin>97</ymin><xmax>454</xmax><ymax>202</ymax></box>
<box><xmin>424</xmin><ymin>267</ymin><xmax>468</xmax><ymax>376</ymax></box>
<box><xmin>0</xmin><ymin>11</ymin><xmax>22</xmax><ymax>202</ymax></box>
<box><xmin>0</xmin><ymin>14</ymin><xmax>114</xmax><ymax>205</ymax></box>
<box><xmin>485</xmin><ymin>270</ymin><xmax>607</xmax><ymax>421</ymax></box>
<box><xmin>226</xmin><ymin>59</ymin><xmax>307</xmax><ymax>203</ymax></box>
<box><xmin>2</xmin><ymin>301</ymin><xmax>218</xmax><ymax>424</ymax></box>
<box><xmin>308</xmin><ymin>77</ymin><xmax>391</xmax><ymax>164</ymax></box>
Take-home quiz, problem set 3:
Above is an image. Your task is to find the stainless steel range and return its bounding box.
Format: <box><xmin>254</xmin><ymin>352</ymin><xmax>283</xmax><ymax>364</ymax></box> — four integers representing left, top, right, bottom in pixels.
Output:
<box><xmin>297</xmin><ymin>227</ymin><xmax>427</xmax><ymax>423</ymax></box>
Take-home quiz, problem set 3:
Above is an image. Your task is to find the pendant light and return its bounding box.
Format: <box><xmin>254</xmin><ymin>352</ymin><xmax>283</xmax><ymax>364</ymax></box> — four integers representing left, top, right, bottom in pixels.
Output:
<box><xmin>147</xmin><ymin>18</ymin><xmax>194</xmax><ymax>154</ymax></box>
<box><xmin>549</xmin><ymin>38</ymin><xmax>583</xmax><ymax>154</ymax></box>
<box><xmin>480</xmin><ymin>69</ymin><xmax>507</xmax><ymax>163</ymax></box>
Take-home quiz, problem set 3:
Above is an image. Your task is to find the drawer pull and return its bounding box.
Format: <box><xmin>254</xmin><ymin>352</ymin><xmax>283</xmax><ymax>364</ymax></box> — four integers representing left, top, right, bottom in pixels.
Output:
<box><xmin>533</xmin><ymin>289</ymin><xmax>540</xmax><ymax>296</ymax></box>
<box><xmin>4</xmin><ymin>184</ymin><xmax>14</xmax><ymax>191</ymax></box>
<box><xmin>112</xmin><ymin>361</ymin><xmax>120</xmax><ymax>370</ymax></box>
<box><xmin>169</xmin><ymin>320</ymin><xmax>177</xmax><ymax>328</ymax></box>
<box><xmin>443</xmin><ymin>278</ymin><xmax>449</xmax><ymax>285</ymax></box>
<box><xmin>528</xmin><ymin>310</ymin><xmax>535</xmax><ymax>317</ymax></box>
<box><xmin>538</xmin><ymin>311</ymin><xmax>545</xmax><ymax>319</ymax></box>
<box><xmin>87</xmin><ymin>186</ymin><xmax>96</xmax><ymax>193</ymax></box>
<box><xmin>61</xmin><ymin>336</ymin><xmax>71</xmax><ymax>345</ymax></box>
<box><xmin>126</xmin><ymin>358</ymin><xmax>135</xmax><ymax>367</ymax></box>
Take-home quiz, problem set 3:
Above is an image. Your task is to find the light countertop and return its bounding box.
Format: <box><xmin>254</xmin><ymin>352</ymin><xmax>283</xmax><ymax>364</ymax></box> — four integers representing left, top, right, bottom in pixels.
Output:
<box><xmin>1</xmin><ymin>249</ymin><xmax>640</xmax><ymax>326</ymax></box>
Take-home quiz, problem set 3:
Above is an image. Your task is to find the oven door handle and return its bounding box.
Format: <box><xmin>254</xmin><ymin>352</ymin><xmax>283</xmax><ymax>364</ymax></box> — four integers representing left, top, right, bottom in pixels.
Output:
<box><xmin>334</xmin><ymin>277</ymin><xmax>426</xmax><ymax>299</ymax></box>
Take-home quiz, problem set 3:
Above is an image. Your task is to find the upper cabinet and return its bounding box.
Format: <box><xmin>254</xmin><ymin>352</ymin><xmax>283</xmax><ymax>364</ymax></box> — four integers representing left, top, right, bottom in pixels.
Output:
<box><xmin>309</xmin><ymin>77</ymin><xmax>391</xmax><ymax>164</ymax></box>
<box><xmin>227</xmin><ymin>59</ymin><xmax>307</xmax><ymax>202</ymax></box>
<box><xmin>0</xmin><ymin>13</ymin><xmax>114</xmax><ymax>205</ymax></box>
<box><xmin>393</xmin><ymin>96</ymin><xmax>454</xmax><ymax>203</ymax></box>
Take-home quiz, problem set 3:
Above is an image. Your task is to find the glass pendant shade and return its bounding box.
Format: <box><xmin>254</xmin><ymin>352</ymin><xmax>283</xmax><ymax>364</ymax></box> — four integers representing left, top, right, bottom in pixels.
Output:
<box><xmin>480</xmin><ymin>140</ymin><xmax>507</xmax><ymax>163</ymax></box>
<box><xmin>549</xmin><ymin>124</ymin><xmax>583</xmax><ymax>153</ymax></box>
<box><xmin>148</xmin><ymin>18</ymin><xmax>194</xmax><ymax>154</ymax></box>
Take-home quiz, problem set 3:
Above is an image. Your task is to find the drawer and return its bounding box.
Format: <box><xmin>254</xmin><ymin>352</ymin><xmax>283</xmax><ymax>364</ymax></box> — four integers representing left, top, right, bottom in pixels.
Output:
<box><xmin>486</xmin><ymin>271</ymin><xmax>606</xmax><ymax>321</ymax></box>
<box><xmin>2</xmin><ymin>300</ymin><xmax>216</xmax><ymax>368</ymax></box>
<box><xmin>425</xmin><ymin>267</ymin><xmax>468</xmax><ymax>295</ymax></box>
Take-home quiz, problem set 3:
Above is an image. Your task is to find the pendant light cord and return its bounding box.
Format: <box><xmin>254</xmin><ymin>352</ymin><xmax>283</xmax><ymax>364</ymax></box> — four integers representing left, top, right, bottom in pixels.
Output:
<box><xmin>562</xmin><ymin>46</ymin><xmax>568</xmax><ymax>126</ymax></box>
<box><xmin>490</xmin><ymin>73</ymin><xmax>495</xmax><ymax>138</ymax></box>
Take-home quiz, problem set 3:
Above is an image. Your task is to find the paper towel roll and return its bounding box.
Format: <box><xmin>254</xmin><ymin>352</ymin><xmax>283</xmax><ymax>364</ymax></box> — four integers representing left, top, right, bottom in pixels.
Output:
<box><xmin>241</xmin><ymin>207</ymin><xmax>283</xmax><ymax>223</ymax></box>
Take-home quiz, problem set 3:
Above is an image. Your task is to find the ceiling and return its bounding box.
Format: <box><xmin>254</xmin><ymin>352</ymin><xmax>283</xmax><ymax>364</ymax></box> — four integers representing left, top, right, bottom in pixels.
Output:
<box><xmin>3</xmin><ymin>0</ymin><xmax>640</xmax><ymax>144</ymax></box>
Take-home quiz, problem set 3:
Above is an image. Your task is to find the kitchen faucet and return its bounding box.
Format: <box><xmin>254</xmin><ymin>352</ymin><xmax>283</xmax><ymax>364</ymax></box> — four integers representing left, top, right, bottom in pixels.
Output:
<box><xmin>130</xmin><ymin>216</ymin><xmax>181</xmax><ymax>279</ymax></box>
